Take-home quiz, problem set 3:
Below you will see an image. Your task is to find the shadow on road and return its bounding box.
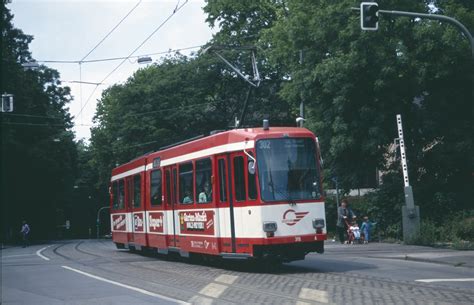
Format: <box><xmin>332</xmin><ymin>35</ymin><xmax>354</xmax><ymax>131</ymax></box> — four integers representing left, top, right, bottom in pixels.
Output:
<box><xmin>120</xmin><ymin>248</ymin><xmax>376</xmax><ymax>274</ymax></box>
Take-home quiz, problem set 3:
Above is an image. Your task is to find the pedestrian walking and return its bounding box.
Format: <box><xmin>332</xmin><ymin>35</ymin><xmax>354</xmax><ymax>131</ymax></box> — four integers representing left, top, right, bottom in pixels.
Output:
<box><xmin>336</xmin><ymin>199</ymin><xmax>356</xmax><ymax>244</ymax></box>
<box><xmin>20</xmin><ymin>220</ymin><xmax>30</xmax><ymax>248</ymax></box>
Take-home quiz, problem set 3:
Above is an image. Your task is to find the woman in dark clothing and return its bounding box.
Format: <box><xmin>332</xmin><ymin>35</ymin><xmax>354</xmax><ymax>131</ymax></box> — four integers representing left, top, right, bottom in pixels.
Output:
<box><xmin>336</xmin><ymin>199</ymin><xmax>356</xmax><ymax>244</ymax></box>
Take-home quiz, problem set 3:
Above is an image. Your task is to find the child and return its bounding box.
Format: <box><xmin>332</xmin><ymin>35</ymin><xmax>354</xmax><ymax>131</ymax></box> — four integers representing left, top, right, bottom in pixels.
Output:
<box><xmin>349</xmin><ymin>221</ymin><xmax>361</xmax><ymax>242</ymax></box>
<box><xmin>361</xmin><ymin>216</ymin><xmax>376</xmax><ymax>243</ymax></box>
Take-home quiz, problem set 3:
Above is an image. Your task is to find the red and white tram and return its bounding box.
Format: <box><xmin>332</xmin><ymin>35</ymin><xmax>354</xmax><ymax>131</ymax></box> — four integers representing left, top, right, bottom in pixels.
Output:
<box><xmin>110</xmin><ymin>126</ymin><xmax>326</xmax><ymax>262</ymax></box>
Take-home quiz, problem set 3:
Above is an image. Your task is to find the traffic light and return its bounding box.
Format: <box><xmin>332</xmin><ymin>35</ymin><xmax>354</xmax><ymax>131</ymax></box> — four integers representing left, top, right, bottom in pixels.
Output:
<box><xmin>360</xmin><ymin>2</ymin><xmax>379</xmax><ymax>31</ymax></box>
<box><xmin>1</xmin><ymin>94</ymin><xmax>14</xmax><ymax>112</ymax></box>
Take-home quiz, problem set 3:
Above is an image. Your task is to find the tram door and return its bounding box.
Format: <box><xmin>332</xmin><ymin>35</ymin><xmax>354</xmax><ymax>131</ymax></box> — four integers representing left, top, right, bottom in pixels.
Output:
<box><xmin>169</xmin><ymin>165</ymin><xmax>178</xmax><ymax>248</ymax></box>
<box><xmin>228</xmin><ymin>151</ymin><xmax>257</xmax><ymax>254</ymax></box>
<box><xmin>216</xmin><ymin>154</ymin><xmax>237</xmax><ymax>253</ymax></box>
<box><xmin>127</xmin><ymin>173</ymin><xmax>146</xmax><ymax>246</ymax></box>
<box><xmin>125</xmin><ymin>177</ymin><xmax>134</xmax><ymax>244</ymax></box>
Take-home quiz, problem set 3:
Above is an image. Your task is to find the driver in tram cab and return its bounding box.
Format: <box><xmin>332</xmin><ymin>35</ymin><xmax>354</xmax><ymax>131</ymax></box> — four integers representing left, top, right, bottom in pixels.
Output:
<box><xmin>198</xmin><ymin>182</ymin><xmax>211</xmax><ymax>203</ymax></box>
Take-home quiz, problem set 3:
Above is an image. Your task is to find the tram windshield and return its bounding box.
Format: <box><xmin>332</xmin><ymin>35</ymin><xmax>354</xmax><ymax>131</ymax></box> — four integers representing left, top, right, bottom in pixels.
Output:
<box><xmin>256</xmin><ymin>137</ymin><xmax>321</xmax><ymax>202</ymax></box>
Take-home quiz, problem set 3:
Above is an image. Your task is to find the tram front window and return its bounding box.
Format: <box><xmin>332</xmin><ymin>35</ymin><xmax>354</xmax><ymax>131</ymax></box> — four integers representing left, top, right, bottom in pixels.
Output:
<box><xmin>256</xmin><ymin>138</ymin><xmax>321</xmax><ymax>202</ymax></box>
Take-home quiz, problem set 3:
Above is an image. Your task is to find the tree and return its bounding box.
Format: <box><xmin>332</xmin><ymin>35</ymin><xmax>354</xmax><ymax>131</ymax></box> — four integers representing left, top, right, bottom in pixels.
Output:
<box><xmin>261</xmin><ymin>0</ymin><xmax>473</xmax><ymax>218</ymax></box>
<box><xmin>1</xmin><ymin>0</ymin><xmax>77</xmax><ymax>240</ymax></box>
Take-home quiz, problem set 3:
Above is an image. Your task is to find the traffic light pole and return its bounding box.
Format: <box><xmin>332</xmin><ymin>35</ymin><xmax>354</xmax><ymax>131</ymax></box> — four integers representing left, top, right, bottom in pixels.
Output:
<box><xmin>96</xmin><ymin>206</ymin><xmax>110</xmax><ymax>239</ymax></box>
<box><xmin>381</xmin><ymin>10</ymin><xmax>473</xmax><ymax>59</ymax></box>
<box><xmin>352</xmin><ymin>7</ymin><xmax>474</xmax><ymax>59</ymax></box>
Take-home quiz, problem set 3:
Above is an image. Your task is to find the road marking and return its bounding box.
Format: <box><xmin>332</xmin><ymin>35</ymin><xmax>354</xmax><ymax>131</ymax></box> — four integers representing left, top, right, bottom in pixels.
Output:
<box><xmin>416</xmin><ymin>278</ymin><xmax>474</xmax><ymax>283</ymax></box>
<box><xmin>36</xmin><ymin>245</ymin><xmax>52</xmax><ymax>261</ymax></box>
<box><xmin>198</xmin><ymin>282</ymin><xmax>228</xmax><ymax>298</ymax></box>
<box><xmin>298</xmin><ymin>288</ymin><xmax>329</xmax><ymax>303</ymax></box>
<box><xmin>214</xmin><ymin>274</ymin><xmax>238</xmax><ymax>285</ymax></box>
<box><xmin>62</xmin><ymin>266</ymin><xmax>190</xmax><ymax>304</ymax></box>
<box><xmin>188</xmin><ymin>295</ymin><xmax>214</xmax><ymax>305</ymax></box>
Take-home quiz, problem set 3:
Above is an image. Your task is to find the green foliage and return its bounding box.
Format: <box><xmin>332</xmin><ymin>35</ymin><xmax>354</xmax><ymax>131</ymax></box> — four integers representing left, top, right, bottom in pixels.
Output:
<box><xmin>1</xmin><ymin>1</ymin><xmax>77</xmax><ymax>240</ymax></box>
<box><xmin>406</xmin><ymin>219</ymin><xmax>440</xmax><ymax>246</ymax></box>
<box><xmin>261</xmin><ymin>0</ymin><xmax>473</xmax><ymax>220</ymax></box>
<box><xmin>405</xmin><ymin>209</ymin><xmax>474</xmax><ymax>248</ymax></box>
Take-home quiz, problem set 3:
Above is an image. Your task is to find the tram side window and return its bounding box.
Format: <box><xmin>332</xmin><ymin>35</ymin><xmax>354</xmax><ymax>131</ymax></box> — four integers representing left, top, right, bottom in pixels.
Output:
<box><xmin>196</xmin><ymin>158</ymin><xmax>212</xmax><ymax>203</ymax></box>
<box><xmin>112</xmin><ymin>182</ymin><xmax>118</xmax><ymax>209</ymax></box>
<box><xmin>218</xmin><ymin>159</ymin><xmax>227</xmax><ymax>202</ymax></box>
<box><xmin>127</xmin><ymin>179</ymin><xmax>133</xmax><ymax>208</ymax></box>
<box><xmin>133</xmin><ymin>174</ymin><xmax>141</xmax><ymax>208</ymax></box>
<box><xmin>179</xmin><ymin>162</ymin><xmax>194</xmax><ymax>204</ymax></box>
<box><xmin>248</xmin><ymin>153</ymin><xmax>257</xmax><ymax>200</ymax></box>
<box><xmin>173</xmin><ymin>168</ymin><xmax>178</xmax><ymax>204</ymax></box>
<box><xmin>165</xmin><ymin>170</ymin><xmax>171</xmax><ymax>205</ymax></box>
<box><xmin>150</xmin><ymin>170</ymin><xmax>162</xmax><ymax>206</ymax></box>
<box><xmin>118</xmin><ymin>179</ymin><xmax>125</xmax><ymax>209</ymax></box>
<box><xmin>234</xmin><ymin>156</ymin><xmax>246</xmax><ymax>201</ymax></box>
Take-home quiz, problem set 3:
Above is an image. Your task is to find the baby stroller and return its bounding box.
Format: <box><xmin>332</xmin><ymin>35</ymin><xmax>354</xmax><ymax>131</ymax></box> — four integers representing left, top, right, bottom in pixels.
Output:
<box><xmin>344</xmin><ymin>217</ymin><xmax>361</xmax><ymax>244</ymax></box>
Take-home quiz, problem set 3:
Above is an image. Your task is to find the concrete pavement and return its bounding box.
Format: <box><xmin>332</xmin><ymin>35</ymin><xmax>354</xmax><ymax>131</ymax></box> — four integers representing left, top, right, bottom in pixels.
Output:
<box><xmin>325</xmin><ymin>241</ymin><xmax>474</xmax><ymax>268</ymax></box>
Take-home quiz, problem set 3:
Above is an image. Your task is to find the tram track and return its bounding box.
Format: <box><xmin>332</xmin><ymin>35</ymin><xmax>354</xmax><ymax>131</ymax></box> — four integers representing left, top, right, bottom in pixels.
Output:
<box><xmin>52</xmin><ymin>242</ymin><xmax>73</xmax><ymax>261</ymax></box>
<box><xmin>50</xmin><ymin>240</ymin><xmax>474</xmax><ymax>304</ymax></box>
<box><xmin>128</xmin><ymin>252</ymin><xmax>473</xmax><ymax>304</ymax></box>
<box><xmin>51</xmin><ymin>241</ymin><xmax>322</xmax><ymax>304</ymax></box>
<box><xmin>49</xmin><ymin>241</ymin><xmax>236</xmax><ymax>304</ymax></box>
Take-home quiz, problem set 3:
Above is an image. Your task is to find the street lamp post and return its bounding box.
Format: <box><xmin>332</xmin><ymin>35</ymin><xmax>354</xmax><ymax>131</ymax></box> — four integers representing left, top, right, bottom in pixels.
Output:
<box><xmin>331</xmin><ymin>177</ymin><xmax>340</xmax><ymax>207</ymax></box>
<box><xmin>96</xmin><ymin>206</ymin><xmax>110</xmax><ymax>239</ymax></box>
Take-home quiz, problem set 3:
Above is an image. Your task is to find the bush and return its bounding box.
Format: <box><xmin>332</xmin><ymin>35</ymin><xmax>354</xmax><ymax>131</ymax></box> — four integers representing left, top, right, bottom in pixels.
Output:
<box><xmin>454</xmin><ymin>217</ymin><xmax>474</xmax><ymax>241</ymax></box>
<box><xmin>406</xmin><ymin>219</ymin><xmax>439</xmax><ymax>246</ymax></box>
<box><xmin>405</xmin><ymin>211</ymin><xmax>474</xmax><ymax>248</ymax></box>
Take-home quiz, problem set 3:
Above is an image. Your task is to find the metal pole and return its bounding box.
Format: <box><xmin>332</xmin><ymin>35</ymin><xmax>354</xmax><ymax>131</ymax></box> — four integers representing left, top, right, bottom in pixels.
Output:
<box><xmin>351</xmin><ymin>7</ymin><xmax>474</xmax><ymax>59</ymax></box>
<box><xmin>396</xmin><ymin>115</ymin><xmax>410</xmax><ymax>189</ymax></box>
<box><xmin>396</xmin><ymin>114</ymin><xmax>420</xmax><ymax>241</ymax></box>
<box><xmin>96</xmin><ymin>206</ymin><xmax>110</xmax><ymax>239</ymax></box>
<box><xmin>379</xmin><ymin>9</ymin><xmax>474</xmax><ymax>59</ymax></box>
<box><xmin>332</xmin><ymin>177</ymin><xmax>340</xmax><ymax>207</ymax></box>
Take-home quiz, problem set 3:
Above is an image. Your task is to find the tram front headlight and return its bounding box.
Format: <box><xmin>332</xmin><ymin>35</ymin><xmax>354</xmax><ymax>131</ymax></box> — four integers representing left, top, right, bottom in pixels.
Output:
<box><xmin>263</xmin><ymin>221</ymin><xmax>277</xmax><ymax>237</ymax></box>
<box><xmin>312</xmin><ymin>218</ymin><xmax>325</xmax><ymax>234</ymax></box>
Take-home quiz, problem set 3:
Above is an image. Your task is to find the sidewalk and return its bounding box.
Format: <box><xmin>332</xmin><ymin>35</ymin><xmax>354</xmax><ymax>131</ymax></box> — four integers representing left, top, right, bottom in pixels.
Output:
<box><xmin>325</xmin><ymin>241</ymin><xmax>474</xmax><ymax>268</ymax></box>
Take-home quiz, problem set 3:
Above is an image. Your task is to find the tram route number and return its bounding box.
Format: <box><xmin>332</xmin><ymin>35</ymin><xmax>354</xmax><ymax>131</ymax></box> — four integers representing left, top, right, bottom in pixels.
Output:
<box><xmin>259</xmin><ymin>140</ymin><xmax>271</xmax><ymax>150</ymax></box>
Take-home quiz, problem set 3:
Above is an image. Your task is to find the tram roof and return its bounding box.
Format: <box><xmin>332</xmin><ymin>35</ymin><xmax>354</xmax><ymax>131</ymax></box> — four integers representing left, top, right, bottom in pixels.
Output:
<box><xmin>112</xmin><ymin>127</ymin><xmax>315</xmax><ymax>176</ymax></box>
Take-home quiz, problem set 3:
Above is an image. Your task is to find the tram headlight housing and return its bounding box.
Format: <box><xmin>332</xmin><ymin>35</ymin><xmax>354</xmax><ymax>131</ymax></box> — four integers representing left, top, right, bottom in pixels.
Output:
<box><xmin>263</xmin><ymin>221</ymin><xmax>277</xmax><ymax>237</ymax></box>
<box><xmin>313</xmin><ymin>218</ymin><xmax>325</xmax><ymax>234</ymax></box>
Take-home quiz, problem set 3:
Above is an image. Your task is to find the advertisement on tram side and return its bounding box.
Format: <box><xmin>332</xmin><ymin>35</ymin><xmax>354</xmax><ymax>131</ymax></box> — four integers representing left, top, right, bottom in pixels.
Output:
<box><xmin>148</xmin><ymin>212</ymin><xmax>164</xmax><ymax>233</ymax></box>
<box><xmin>179</xmin><ymin>210</ymin><xmax>215</xmax><ymax>235</ymax></box>
<box><xmin>112</xmin><ymin>214</ymin><xmax>127</xmax><ymax>232</ymax></box>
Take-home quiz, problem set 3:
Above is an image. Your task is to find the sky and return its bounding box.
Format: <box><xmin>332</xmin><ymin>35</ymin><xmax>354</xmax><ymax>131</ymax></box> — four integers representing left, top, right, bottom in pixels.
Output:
<box><xmin>8</xmin><ymin>0</ymin><xmax>215</xmax><ymax>141</ymax></box>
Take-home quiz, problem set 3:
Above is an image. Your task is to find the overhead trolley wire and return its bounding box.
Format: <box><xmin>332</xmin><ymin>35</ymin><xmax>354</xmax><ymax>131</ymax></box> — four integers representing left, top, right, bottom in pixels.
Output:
<box><xmin>74</xmin><ymin>0</ymin><xmax>190</xmax><ymax>122</ymax></box>
<box><xmin>79</xmin><ymin>0</ymin><xmax>143</xmax><ymax>63</ymax></box>
<box><xmin>76</xmin><ymin>0</ymin><xmax>142</xmax><ymax>124</ymax></box>
<box><xmin>35</xmin><ymin>45</ymin><xmax>203</xmax><ymax>64</ymax></box>
<box><xmin>1</xmin><ymin>113</ymin><xmax>64</xmax><ymax>120</ymax></box>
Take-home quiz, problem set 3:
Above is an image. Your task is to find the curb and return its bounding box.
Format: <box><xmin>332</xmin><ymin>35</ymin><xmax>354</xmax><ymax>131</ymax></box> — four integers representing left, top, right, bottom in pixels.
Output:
<box><xmin>403</xmin><ymin>255</ymin><xmax>473</xmax><ymax>268</ymax></box>
<box><xmin>369</xmin><ymin>254</ymin><xmax>474</xmax><ymax>268</ymax></box>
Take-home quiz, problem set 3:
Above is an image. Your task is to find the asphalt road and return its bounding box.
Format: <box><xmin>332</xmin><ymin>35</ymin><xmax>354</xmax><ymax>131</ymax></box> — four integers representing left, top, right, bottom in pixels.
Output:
<box><xmin>1</xmin><ymin>240</ymin><xmax>473</xmax><ymax>304</ymax></box>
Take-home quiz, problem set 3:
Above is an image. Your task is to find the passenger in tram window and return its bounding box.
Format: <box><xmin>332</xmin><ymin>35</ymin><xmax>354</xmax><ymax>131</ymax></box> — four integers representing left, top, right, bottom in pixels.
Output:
<box><xmin>183</xmin><ymin>190</ymin><xmax>193</xmax><ymax>204</ymax></box>
<box><xmin>151</xmin><ymin>192</ymin><xmax>160</xmax><ymax>205</ymax></box>
<box><xmin>118</xmin><ymin>193</ymin><xmax>124</xmax><ymax>207</ymax></box>
<box><xmin>198</xmin><ymin>182</ymin><xmax>211</xmax><ymax>203</ymax></box>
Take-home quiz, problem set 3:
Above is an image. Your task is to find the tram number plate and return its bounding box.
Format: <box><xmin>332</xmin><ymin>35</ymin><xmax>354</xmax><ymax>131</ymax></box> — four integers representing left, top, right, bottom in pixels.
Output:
<box><xmin>259</xmin><ymin>141</ymin><xmax>271</xmax><ymax>149</ymax></box>
<box><xmin>295</xmin><ymin>236</ymin><xmax>302</xmax><ymax>242</ymax></box>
